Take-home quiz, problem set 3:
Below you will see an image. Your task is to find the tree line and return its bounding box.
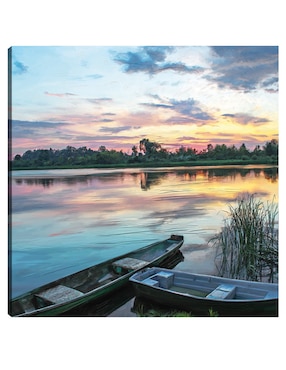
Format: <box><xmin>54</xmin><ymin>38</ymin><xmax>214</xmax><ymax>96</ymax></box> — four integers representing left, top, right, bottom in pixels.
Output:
<box><xmin>10</xmin><ymin>138</ymin><xmax>278</xmax><ymax>169</ymax></box>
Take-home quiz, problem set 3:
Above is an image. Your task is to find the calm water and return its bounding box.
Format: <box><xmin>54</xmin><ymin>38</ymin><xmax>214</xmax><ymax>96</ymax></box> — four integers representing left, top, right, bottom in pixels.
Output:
<box><xmin>9</xmin><ymin>165</ymin><xmax>278</xmax><ymax>298</ymax></box>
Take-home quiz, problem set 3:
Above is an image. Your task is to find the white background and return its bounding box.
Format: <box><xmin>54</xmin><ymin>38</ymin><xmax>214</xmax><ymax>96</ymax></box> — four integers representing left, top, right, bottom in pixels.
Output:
<box><xmin>1</xmin><ymin>1</ymin><xmax>284</xmax><ymax>369</ymax></box>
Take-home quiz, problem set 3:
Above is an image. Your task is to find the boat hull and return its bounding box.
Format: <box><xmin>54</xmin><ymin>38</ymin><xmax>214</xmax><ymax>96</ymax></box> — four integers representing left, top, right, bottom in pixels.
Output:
<box><xmin>20</xmin><ymin>274</ymin><xmax>131</xmax><ymax>317</ymax></box>
<box><xmin>132</xmin><ymin>283</ymin><xmax>278</xmax><ymax>316</ymax></box>
<box><xmin>130</xmin><ymin>267</ymin><xmax>278</xmax><ymax>317</ymax></box>
<box><xmin>9</xmin><ymin>235</ymin><xmax>184</xmax><ymax>317</ymax></box>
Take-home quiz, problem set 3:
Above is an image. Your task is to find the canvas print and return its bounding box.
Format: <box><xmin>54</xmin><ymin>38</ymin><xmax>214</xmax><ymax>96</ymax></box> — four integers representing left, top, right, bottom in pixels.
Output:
<box><xmin>8</xmin><ymin>46</ymin><xmax>278</xmax><ymax>317</ymax></box>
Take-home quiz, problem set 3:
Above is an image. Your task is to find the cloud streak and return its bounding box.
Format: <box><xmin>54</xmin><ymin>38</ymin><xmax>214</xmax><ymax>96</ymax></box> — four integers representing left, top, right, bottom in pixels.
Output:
<box><xmin>85</xmin><ymin>98</ymin><xmax>113</xmax><ymax>104</ymax></box>
<box><xmin>99</xmin><ymin>125</ymin><xmax>132</xmax><ymax>133</ymax></box>
<box><xmin>143</xmin><ymin>96</ymin><xmax>214</xmax><ymax>124</ymax></box>
<box><xmin>45</xmin><ymin>91</ymin><xmax>77</xmax><ymax>97</ymax></box>
<box><xmin>11</xmin><ymin>120</ymin><xmax>71</xmax><ymax>139</ymax></box>
<box><xmin>85</xmin><ymin>74</ymin><xmax>103</xmax><ymax>79</ymax></box>
<box><xmin>222</xmin><ymin>113</ymin><xmax>271</xmax><ymax>125</ymax></box>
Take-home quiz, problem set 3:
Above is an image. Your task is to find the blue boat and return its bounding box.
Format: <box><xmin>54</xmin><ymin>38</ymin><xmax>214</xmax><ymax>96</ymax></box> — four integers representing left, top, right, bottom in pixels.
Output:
<box><xmin>129</xmin><ymin>267</ymin><xmax>278</xmax><ymax>316</ymax></box>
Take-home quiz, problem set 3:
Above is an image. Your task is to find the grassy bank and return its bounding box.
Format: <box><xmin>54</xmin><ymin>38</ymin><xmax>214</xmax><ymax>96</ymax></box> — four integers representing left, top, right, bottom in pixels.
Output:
<box><xmin>10</xmin><ymin>158</ymin><xmax>278</xmax><ymax>171</ymax></box>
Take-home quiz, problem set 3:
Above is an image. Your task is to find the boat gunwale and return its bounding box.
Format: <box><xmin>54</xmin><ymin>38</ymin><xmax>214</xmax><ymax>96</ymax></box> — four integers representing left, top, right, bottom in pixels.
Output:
<box><xmin>130</xmin><ymin>267</ymin><xmax>278</xmax><ymax>304</ymax></box>
<box><xmin>10</xmin><ymin>236</ymin><xmax>184</xmax><ymax>317</ymax></box>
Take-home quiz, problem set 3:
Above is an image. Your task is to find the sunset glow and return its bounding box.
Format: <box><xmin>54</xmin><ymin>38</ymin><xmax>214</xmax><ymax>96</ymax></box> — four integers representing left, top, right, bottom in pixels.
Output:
<box><xmin>9</xmin><ymin>46</ymin><xmax>278</xmax><ymax>158</ymax></box>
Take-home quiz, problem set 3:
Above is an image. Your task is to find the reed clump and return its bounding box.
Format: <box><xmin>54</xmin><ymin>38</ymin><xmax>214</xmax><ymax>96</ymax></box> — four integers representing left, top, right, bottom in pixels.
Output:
<box><xmin>210</xmin><ymin>193</ymin><xmax>278</xmax><ymax>282</ymax></box>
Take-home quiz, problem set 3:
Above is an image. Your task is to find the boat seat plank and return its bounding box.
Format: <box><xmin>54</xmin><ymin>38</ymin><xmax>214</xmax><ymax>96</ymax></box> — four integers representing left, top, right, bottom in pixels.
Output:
<box><xmin>21</xmin><ymin>299</ymin><xmax>35</xmax><ymax>313</ymax></box>
<box><xmin>152</xmin><ymin>271</ymin><xmax>174</xmax><ymax>288</ymax></box>
<box><xmin>166</xmin><ymin>243</ymin><xmax>177</xmax><ymax>251</ymax></box>
<box><xmin>142</xmin><ymin>278</ymin><xmax>160</xmax><ymax>287</ymax></box>
<box><xmin>206</xmin><ymin>284</ymin><xmax>236</xmax><ymax>300</ymax></box>
<box><xmin>35</xmin><ymin>285</ymin><xmax>84</xmax><ymax>305</ymax></box>
<box><xmin>112</xmin><ymin>257</ymin><xmax>148</xmax><ymax>273</ymax></box>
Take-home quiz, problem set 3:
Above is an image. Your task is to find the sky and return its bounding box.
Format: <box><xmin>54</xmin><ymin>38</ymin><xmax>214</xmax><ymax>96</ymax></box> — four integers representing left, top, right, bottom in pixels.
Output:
<box><xmin>10</xmin><ymin>45</ymin><xmax>278</xmax><ymax>158</ymax></box>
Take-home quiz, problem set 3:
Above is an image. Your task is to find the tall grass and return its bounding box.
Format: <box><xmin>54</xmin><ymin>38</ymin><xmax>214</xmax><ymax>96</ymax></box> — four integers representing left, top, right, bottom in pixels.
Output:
<box><xmin>210</xmin><ymin>193</ymin><xmax>278</xmax><ymax>282</ymax></box>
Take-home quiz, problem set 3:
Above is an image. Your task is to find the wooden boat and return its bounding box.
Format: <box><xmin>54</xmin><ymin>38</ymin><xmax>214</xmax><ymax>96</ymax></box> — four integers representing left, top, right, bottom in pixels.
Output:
<box><xmin>9</xmin><ymin>235</ymin><xmax>184</xmax><ymax>317</ymax></box>
<box><xmin>60</xmin><ymin>250</ymin><xmax>184</xmax><ymax>317</ymax></box>
<box><xmin>129</xmin><ymin>267</ymin><xmax>278</xmax><ymax>316</ymax></box>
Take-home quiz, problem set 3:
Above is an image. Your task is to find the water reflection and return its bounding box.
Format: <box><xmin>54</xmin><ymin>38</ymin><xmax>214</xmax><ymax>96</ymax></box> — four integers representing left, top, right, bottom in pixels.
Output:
<box><xmin>139</xmin><ymin>172</ymin><xmax>169</xmax><ymax>190</ymax></box>
<box><xmin>10</xmin><ymin>165</ymin><xmax>278</xmax><ymax>299</ymax></box>
<box><xmin>12</xmin><ymin>166</ymin><xmax>278</xmax><ymax>189</ymax></box>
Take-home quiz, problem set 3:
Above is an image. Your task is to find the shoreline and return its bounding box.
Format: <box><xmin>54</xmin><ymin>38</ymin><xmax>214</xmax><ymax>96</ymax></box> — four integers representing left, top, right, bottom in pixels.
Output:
<box><xmin>9</xmin><ymin>163</ymin><xmax>278</xmax><ymax>179</ymax></box>
<box><xmin>10</xmin><ymin>159</ymin><xmax>278</xmax><ymax>172</ymax></box>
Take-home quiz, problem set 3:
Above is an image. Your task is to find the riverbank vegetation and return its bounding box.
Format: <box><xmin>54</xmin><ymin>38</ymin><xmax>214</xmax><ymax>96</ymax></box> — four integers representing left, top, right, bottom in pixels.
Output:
<box><xmin>133</xmin><ymin>298</ymin><xmax>219</xmax><ymax>317</ymax></box>
<box><xmin>210</xmin><ymin>194</ymin><xmax>278</xmax><ymax>283</ymax></box>
<box><xmin>10</xmin><ymin>138</ymin><xmax>278</xmax><ymax>170</ymax></box>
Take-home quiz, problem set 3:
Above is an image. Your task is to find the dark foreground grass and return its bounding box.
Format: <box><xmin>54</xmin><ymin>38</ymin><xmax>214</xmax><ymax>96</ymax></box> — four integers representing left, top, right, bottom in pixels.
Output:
<box><xmin>133</xmin><ymin>298</ymin><xmax>219</xmax><ymax>317</ymax></box>
<box><xmin>135</xmin><ymin>306</ymin><xmax>219</xmax><ymax>317</ymax></box>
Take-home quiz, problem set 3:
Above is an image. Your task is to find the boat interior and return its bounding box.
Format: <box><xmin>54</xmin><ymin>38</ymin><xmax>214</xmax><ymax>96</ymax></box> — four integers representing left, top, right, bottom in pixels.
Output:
<box><xmin>138</xmin><ymin>270</ymin><xmax>277</xmax><ymax>301</ymax></box>
<box><xmin>11</xmin><ymin>257</ymin><xmax>148</xmax><ymax>315</ymax></box>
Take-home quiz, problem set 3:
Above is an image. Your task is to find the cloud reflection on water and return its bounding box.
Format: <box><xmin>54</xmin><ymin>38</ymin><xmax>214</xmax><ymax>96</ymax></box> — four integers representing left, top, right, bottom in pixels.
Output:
<box><xmin>10</xmin><ymin>166</ymin><xmax>278</xmax><ymax>296</ymax></box>
<box><xmin>11</xmin><ymin>166</ymin><xmax>278</xmax><ymax>239</ymax></box>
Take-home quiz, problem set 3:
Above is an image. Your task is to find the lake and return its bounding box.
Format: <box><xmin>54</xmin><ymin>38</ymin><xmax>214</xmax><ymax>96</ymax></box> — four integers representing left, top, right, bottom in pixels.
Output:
<box><xmin>9</xmin><ymin>165</ymin><xmax>278</xmax><ymax>300</ymax></box>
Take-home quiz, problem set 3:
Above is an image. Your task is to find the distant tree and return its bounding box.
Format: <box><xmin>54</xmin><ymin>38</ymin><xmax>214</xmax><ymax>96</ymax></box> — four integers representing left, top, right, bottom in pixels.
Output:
<box><xmin>263</xmin><ymin>139</ymin><xmax>278</xmax><ymax>157</ymax></box>
<box><xmin>226</xmin><ymin>145</ymin><xmax>238</xmax><ymax>159</ymax></box>
<box><xmin>22</xmin><ymin>150</ymin><xmax>33</xmax><ymax>161</ymax></box>
<box><xmin>66</xmin><ymin>146</ymin><xmax>77</xmax><ymax>152</ymax></box>
<box><xmin>252</xmin><ymin>145</ymin><xmax>263</xmax><ymax>159</ymax></box>
<box><xmin>10</xmin><ymin>138</ymin><xmax>278</xmax><ymax>169</ymax></box>
<box><xmin>212</xmin><ymin>144</ymin><xmax>228</xmax><ymax>159</ymax></box>
<box><xmin>176</xmin><ymin>146</ymin><xmax>187</xmax><ymax>158</ymax></box>
<box><xmin>207</xmin><ymin>144</ymin><xmax>214</xmax><ymax>152</ymax></box>
<box><xmin>131</xmin><ymin>145</ymin><xmax>138</xmax><ymax>156</ymax></box>
<box><xmin>201</xmin><ymin>143</ymin><xmax>214</xmax><ymax>159</ymax></box>
<box><xmin>139</xmin><ymin>138</ymin><xmax>161</xmax><ymax>156</ymax></box>
<box><xmin>238</xmin><ymin>143</ymin><xmax>250</xmax><ymax>158</ymax></box>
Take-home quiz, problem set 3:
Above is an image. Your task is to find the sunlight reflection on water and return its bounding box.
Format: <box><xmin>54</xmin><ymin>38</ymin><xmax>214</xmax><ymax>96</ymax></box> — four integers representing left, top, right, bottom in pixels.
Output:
<box><xmin>9</xmin><ymin>165</ymin><xmax>278</xmax><ymax>297</ymax></box>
